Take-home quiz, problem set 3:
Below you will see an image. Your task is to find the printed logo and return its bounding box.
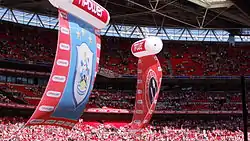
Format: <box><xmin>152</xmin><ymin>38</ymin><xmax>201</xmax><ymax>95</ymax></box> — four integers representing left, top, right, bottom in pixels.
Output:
<box><xmin>45</xmin><ymin>120</ymin><xmax>56</xmax><ymax>124</ymax></box>
<box><xmin>158</xmin><ymin>67</ymin><xmax>162</xmax><ymax>72</ymax></box>
<box><xmin>96</xmin><ymin>57</ymin><xmax>100</xmax><ymax>64</ymax></box>
<box><xmin>137</xmin><ymin>100</ymin><xmax>143</xmax><ymax>104</ymax></box>
<box><xmin>137</xmin><ymin>69</ymin><xmax>142</xmax><ymax>74</ymax></box>
<box><xmin>137</xmin><ymin>89</ymin><xmax>142</xmax><ymax>94</ymax></box>
<box><xmin>73</xmin><ymin>43</ymin><xmax>93</xmax><ymax>106</ymax></box>
<box><xmin>61</xmin><ymin>27</ymin><xmax>69</xmax><ymax>35</ymax></box>
<box><xmin>52</xmin><ymin>75</ymin><xmax>66</xmax><ymax>83</ymax></box>
<box><xmin>133</xmin><ymin>120</ymin><xmax>141</xmax><ymax>124</ymax></box>
<box><xmin>39</xmin><ymin>106</ymin><xmax>54</xmax><ymax>112</ymax></box>
<box><xmin>29</xmin><ymin>119</ymin><xmax>44</xmax><ymax>124</ymax></box>
<box><xmin>46</xmin><ymin>91</ymin><xmax>61</xmax><ymax>98</ymax></box>
<box><xmin>55</xmin><ymin>121</ymin><xmax>65</xmax><ymax>125</ymax></box>
<box><xmin>60</xmin><ymin>12</ymin><xmax>68</xmax><ymax>19</ymax></box>
<box><xmin>132</xmin><ymin>40</ymin><xmax>146</xmax><ymax>53</ymax></box>
<box><xmin>97</xmin><ymin>43</ymin><xmax>101</xmax><ymax>49</ymax></box>
<box><xmin>63</xmin><ymin>122</ymin><xmax>72</xmax><ymax>127</ymax></box>
<box><xmin>60</xmin><ymin>43</ymin><xmax>70</xmax><ymax>51</ymax></box>
<box><xmin>69</xmin><ymin>123</ymin><xmax>75</xmax><ymax>128</ymax></box>
<box><xmin>137</xmin><ymin>80</ymin><xmax>142</xmax><ymax>84</ymax></box>
<box><xmin>149</xmin><ymin>110</ymin><xmax>154</xmax><ymax>114</ymax></box>
<box><xmin>57</xmin><ymin>59</ymin><xmax>69</xmax><ymax>67</ymax></box>
<box><xmin>73</xmin><ymin>0</ymin><xmax>109</xmax><ymax>23</ymax></box>
<box><xmin>136</xmin><ymin>110</ymin><xmax>144</xmax><ymax>114</ymax></box>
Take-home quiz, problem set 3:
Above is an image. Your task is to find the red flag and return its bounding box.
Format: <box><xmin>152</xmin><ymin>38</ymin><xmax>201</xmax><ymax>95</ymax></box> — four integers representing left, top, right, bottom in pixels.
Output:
<box><xmin>130</xmin><ymin>55</ymin><xmax>162</xmax><ymax>130</ymax></box>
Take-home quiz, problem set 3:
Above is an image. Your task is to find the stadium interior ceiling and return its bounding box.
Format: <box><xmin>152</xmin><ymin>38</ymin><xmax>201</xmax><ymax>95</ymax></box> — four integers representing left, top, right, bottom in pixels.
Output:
<box><xmin>1</xmin><ymin>0</ymin><xmax>250</xmax><ymax>32</ymax></box>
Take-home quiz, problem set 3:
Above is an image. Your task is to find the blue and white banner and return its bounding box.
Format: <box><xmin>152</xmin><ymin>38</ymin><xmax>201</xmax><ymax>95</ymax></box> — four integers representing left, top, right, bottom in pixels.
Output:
<box><xmin>26</xmin><ymin>9</ymin><xmax>101</xmax><ymax>129</ymax></box>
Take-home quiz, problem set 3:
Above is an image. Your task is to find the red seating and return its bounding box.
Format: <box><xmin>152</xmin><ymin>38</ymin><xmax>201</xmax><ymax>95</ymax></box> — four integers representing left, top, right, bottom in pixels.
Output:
<box><xmin>0</xmin><ymin>22</ymin><xmax>250</xmax><ymax>76</ymax></box>
<box><xmin>0</xmin><ymin>82</ymin><xmax>245</xmax><ymax>111</ymax></box>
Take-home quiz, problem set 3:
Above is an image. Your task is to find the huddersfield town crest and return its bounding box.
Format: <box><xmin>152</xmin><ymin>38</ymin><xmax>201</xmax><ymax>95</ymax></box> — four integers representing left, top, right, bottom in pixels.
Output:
<box><xmin>73</xmin><ymin>43</ymin><xmax>93</xmax><ymax>106</ymax></box>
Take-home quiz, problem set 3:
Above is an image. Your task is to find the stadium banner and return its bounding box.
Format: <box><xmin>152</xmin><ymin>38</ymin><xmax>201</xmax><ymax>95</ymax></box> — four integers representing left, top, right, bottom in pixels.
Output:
<box><xmin>130</xmin><ymin>55</ymin><xmax>162</xmax><ymax>130</ymax></box>
<box><xmin>129</xmin><ymin>37</ymin><xmax>163</xmax><ymax>130</ymax></box>
<box><xmin>25</xmin><ymin>9</ymin><xmax>101</xmax><ymax>129</ymax></box>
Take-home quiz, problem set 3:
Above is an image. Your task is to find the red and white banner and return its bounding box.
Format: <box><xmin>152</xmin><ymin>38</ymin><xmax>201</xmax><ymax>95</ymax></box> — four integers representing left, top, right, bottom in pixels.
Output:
<box><xmin>25</xmin><ymin>6</ymin><xmax>103</xmax><ymax>129</ymax></box>
<box><xmin>130</xmin><ymin>55</ymin><xmax>162</xmax><ymax>130</ymax></box>
<box><xmin>24</xmin><ymin>9</ymin><xmax>77</xmax><ymax>129</ymax></box>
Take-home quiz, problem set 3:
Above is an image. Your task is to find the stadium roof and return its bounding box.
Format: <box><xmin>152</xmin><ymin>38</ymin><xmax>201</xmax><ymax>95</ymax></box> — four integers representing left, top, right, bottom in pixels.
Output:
<box><xmin>0</xmin><ymin>0</ymin><xmax>250</xmax><ymax>29</ymax></box>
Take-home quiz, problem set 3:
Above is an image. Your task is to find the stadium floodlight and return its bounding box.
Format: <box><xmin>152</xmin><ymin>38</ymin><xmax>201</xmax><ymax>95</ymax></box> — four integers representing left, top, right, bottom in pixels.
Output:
<box><xmin>187</xmin><ymin>0</ymin><xmax>233</xmax><ymax>9</ymax></box>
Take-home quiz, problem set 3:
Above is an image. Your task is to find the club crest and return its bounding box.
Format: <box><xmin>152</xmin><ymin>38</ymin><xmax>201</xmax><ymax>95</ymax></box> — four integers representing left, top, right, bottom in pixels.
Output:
<box><xmin>145</xmin><ymin>69</ymin><xmax>158</xmax><ymax>106</ymax></box>
<box><xmin>74</xmin><ymin>43</ymin><xmax>93</xmax><ymax>106</ymax></box>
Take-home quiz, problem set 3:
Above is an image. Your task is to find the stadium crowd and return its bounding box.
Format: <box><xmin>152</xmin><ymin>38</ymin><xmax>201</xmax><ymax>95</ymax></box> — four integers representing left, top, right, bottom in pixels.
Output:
<box><xmin>0</xmin><ymin>20</ymin><xmax>249</xmax><ymax>141</ymax></box>
<box><xmin>0</xmin><ymin>82</ymin><xmax>244</xmax><ymax>112</ymax></box>
<box><xmin>0</xmin><ymin>117</ymin><xmax>245</xmax><ymax>141</ymax></box>
<box><xmin>0</xmin><ymin>22</ymin><xmax>250</xmax><ymax>76</ymax></box>
<box><xmin>0</xmin><ymin>93</ymin><xmax>12</xmax><ymax>104</ymax></box>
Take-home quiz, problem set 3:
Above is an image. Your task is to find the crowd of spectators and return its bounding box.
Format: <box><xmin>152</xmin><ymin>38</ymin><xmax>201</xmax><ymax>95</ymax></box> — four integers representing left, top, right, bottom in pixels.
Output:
<box><xmin>0</xmin><ymin>22</ymin><xmax>56</xmax><ymax>64</ymax></box>
<box><xmin>0</xmin><ymin>93</ymin><xmax>12</xmax><ymax>104</ymax></box>
<box><xmin>156</xmin><ymin>90</ymin><xmax>242</xmax><ymax>111</ymax></box>
<box><xmin>168</xmin><ymin>43</ymin><xmax>250</xmax><ymax>76</ymax></box>
<box><xmin>0</xmin><ymin>82</ymin><xmax>244</xmax><ymax>112</ymax></box>
<box><xmin>0</xmin><ymin>117</ymin><xmax>245</xmax><ymax>141</ymax></box>
<box><xmin>1</xmin><ymin>22</ymin><xmax>250</xmax><ymax>76</ymax></box>
<box><xmin>1</xmin><ymin>16</ymin><xmax>250</xmax><ymax>141</ymax></box>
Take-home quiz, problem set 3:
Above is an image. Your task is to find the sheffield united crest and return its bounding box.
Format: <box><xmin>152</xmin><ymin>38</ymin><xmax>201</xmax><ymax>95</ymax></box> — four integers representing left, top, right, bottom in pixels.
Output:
<box><xmin>145</xmin><ymin>69</ymin><xmax>158</xmax><ymax>108</ymax></box>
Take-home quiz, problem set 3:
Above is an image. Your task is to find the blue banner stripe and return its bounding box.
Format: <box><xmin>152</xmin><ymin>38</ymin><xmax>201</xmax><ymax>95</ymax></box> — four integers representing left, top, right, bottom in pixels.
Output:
<box><xmin>52</xmin><ymin>14</ymin><xmax>97</xmax><ymax>120</ymax></box>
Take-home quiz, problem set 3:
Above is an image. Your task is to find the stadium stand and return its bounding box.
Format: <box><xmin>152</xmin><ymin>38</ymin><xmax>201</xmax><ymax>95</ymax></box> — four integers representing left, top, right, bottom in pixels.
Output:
<box><xmin>0</xmin><ymin>117</ymin><xmax>245</xmax><ymax>140</ymax></box>
<box><xmin>0</xmin><ymin>82</ymin><xmax>245</xmax><ymax>112</ymax></box>
<box><xmin>0</xmin><ymin>10</ymin><xmax>249</xmax><ymax>141</ymax></box>
<box><xmin>0</xmin><ymin>22</ymin><xmax>250</xmax><ymax>76</ymax></box>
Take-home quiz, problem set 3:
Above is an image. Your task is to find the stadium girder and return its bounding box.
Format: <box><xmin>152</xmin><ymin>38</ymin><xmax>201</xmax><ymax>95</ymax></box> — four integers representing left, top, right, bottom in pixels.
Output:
<box><xmin>0</xmin><ymin>0</ymin><xmax>250</xmax><ymax>29</ymax></box>
<box><xmin>0</xmin><ymin>7</ymin><xmax>250</xmax><ymax>42</ymax></box>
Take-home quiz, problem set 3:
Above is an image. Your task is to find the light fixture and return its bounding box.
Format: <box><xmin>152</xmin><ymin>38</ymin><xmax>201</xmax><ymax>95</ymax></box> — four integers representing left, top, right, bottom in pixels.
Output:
<box><xmin>187</xmin><ymin>0</ymin><xmax>233</xmax><ymax>9</ymax></box>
